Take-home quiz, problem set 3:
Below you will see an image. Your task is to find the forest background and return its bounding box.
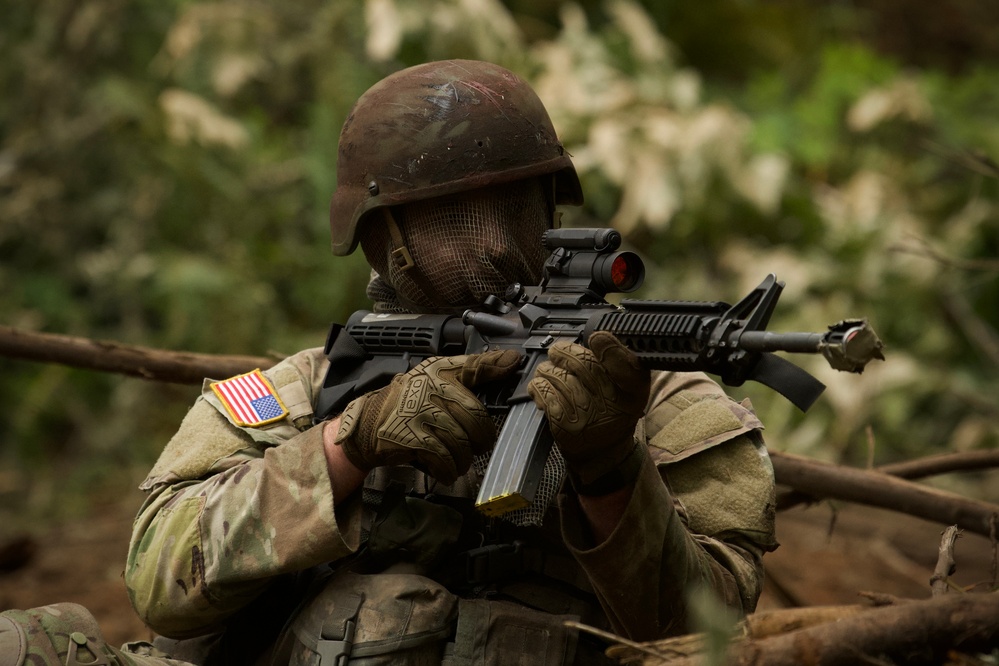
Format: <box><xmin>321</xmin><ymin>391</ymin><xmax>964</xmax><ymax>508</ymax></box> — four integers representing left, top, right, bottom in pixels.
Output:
<box><xmin>2</xmin><ymin>0</ymin><xmax>998</xmax><ymax>538</ymax></box>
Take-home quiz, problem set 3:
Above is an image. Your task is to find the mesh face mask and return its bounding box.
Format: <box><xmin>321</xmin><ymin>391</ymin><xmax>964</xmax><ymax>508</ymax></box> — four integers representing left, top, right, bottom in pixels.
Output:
<box><xmin>360</xmin><ymin>179</ymin><xmax>552</xmax><ymax>313</ymax></box>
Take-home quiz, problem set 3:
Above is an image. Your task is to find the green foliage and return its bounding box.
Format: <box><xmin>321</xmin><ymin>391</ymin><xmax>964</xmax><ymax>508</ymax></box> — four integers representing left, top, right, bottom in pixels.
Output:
<box><xmin>687</xmin><ymin>584</ymin><xmax>740</xmax><ymax>666</ymax></box>
<box><xmin>746</xmin><ymin>43</ymin><xmax>901</xmax><ymax>168</ymax></box>
<box><xmin>2</xmin><ymin>0</ymin><xmax>998</xmax><ymax>525</ymax></box>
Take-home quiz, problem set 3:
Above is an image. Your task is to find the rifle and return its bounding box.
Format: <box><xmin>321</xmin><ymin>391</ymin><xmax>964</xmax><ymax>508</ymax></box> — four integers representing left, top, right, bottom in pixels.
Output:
<box><xmin>315</xmin><ymin>228</ymin><xmax>884</xmax><ymax>517</ymax></box>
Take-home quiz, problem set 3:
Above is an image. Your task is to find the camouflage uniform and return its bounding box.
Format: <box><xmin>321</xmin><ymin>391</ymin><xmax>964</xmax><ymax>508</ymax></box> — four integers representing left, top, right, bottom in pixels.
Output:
<box><xmin>121</xmin><ymin>348</ymin><xmax>776</xmax><ymax>664</ymax></box>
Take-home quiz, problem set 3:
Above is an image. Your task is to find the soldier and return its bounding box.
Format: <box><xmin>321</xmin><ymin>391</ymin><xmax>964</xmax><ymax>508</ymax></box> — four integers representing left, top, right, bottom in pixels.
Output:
<box><xmin>1</xmin><ymin>60</ymin><xmax>776</xmax><ymax>665</ymax></box>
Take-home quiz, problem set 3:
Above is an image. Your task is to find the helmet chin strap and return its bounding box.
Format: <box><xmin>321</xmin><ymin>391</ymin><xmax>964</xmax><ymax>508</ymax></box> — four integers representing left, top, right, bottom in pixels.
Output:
<box><xmin>382</xmin><ymin>206</ymin><xmax>414</xmax><ymax>272</ymax></box>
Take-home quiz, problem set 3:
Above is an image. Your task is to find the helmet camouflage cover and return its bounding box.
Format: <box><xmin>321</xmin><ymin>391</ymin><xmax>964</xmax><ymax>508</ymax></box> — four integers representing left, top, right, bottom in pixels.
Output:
<box><xmin>329</xmin><ymin>59</ymin><xmax>582</xmax><ymax>256</ymax></box>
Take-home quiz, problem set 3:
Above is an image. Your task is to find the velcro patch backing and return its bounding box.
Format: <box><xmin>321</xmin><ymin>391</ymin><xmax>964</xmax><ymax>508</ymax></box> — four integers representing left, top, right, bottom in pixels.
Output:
<box><xmin>649</xmin><ymin>392</ymin><xmax>761</xmax><ymax>464</ymax></box>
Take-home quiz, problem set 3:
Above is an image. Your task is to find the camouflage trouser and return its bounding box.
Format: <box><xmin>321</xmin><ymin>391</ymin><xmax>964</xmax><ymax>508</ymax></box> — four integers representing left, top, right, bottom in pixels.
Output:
<box><xmin>0</xmin><ymin>603</ymin><xmax>193</xmax><ymax>666</ymax></box>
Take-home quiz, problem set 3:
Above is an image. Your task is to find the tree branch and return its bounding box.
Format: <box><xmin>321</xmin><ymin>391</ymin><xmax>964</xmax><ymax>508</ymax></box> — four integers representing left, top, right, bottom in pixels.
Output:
<box><xmin>930</xmin><ymin>526</ymin><xmax>961</xmax><ymax>596</ymax></box>
<box><xmin>876</xmin><ymin>449</ymin><xmax>999</xmax><ymax>478</ymax></box>
<box><xmin>770</xmin><ymin>451</ymin><xmax>999</xmax><ymax>538</ymax></box>
<box><xmin>608</xmin><ymin>591</ymin><xmax>999</xmax><ymax>666</ymax></box>
<box><xmin>774</xmin><ymin>449</ymin><xmax>999</xmax><ymax>512</ymax></box>
<box><xmin>0</xmin><ymin>324</ymin><xmax>275</xmax><ymax>384</ymax></box>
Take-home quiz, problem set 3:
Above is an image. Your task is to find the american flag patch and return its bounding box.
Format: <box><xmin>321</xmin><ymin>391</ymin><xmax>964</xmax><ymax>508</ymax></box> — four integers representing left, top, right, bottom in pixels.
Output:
<box><xmin>210</xmin><ymin>369</ymin><xmax>289</xmax><ymax>427</ymax></box>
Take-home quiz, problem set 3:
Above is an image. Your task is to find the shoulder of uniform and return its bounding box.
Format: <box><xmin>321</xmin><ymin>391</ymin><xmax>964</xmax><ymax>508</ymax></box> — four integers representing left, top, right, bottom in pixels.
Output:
<box><xmin>203</xmin><ymin>348</ymin><xmax>327</xmax><ymax>433</ymax></box>
<box><xmin>258</xmin><ymin>347</ymin><xmax>328</xmax><ymax>424</ymax></box>
<box><xmin>139</xmin><ymin>348</ymin><xmax>328</xmax><ymax>491</ymax></box>
<box><xmin>642</xmin><ymin>387</ymin><xmax>764</xmax><ymax>465</ymax></box>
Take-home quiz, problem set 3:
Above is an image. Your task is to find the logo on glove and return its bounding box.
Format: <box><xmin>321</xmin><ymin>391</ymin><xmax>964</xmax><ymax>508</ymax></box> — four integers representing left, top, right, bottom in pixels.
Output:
<box><xmin>399</xmin><ymin>376</ymin><xmax>429</xmax><ymax>416</ymax></box>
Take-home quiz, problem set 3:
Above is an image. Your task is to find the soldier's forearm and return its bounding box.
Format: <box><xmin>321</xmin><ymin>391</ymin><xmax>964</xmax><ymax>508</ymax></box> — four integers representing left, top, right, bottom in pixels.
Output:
<box><xmin>126</xmin><ymin>427</ymin><xmax>361</xmax><ymax>637</ymax></box>
<box><xmin>322</xmin><ymin>417</ymin><xmax>367</xmax><ymax>503</ymax></box>
<box><xmin>576</xmin><ymin>483</ymin><xmax>634</xmax><ymax>544</ymax></box>
<box><xmin>561</xmin><ymin>455</ymin><xmax>749</xmax><ymax>640</ymax></box>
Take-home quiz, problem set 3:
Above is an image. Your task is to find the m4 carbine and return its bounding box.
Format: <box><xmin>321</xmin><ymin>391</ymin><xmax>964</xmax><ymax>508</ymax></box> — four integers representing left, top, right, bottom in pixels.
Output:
<box><xmin>315</xmin><ymin>228</ymin><xmax>884</xmax><ymax>517</ymax></box>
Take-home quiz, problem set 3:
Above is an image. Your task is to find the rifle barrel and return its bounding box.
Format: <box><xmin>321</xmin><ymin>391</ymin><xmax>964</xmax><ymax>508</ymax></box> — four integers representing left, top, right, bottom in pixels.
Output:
<box><xmin>737</xmin><ymin>331</ymin><xmax>825</xmax><ymax>353</ymax></box>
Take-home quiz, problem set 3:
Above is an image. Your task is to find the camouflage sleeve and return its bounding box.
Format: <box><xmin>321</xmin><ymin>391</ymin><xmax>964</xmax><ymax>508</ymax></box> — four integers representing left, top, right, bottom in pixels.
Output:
<box><xmin>558</xmin><ymin>371</ymin><xmax>776</xmax><ymax>640</ymax></box>
<box><xmin>125</xmin><ymin>351</ymin><xmax>364</xmax><ymax>639</ymax></box>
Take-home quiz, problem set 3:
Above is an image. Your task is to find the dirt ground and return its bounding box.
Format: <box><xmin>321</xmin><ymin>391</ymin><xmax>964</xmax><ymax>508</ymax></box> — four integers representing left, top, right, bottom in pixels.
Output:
<box><xmin>0</xmin><ymin>491</ymin><xmax>996</xmax><ymax>649</ymax></box>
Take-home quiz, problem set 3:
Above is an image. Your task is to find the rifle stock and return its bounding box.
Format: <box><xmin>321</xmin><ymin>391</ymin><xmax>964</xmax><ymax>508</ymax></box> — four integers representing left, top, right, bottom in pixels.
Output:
<box><xmin>315</xmin><ymin>228</ymin><xmax>885</xmax><ymax>518</ymax></box>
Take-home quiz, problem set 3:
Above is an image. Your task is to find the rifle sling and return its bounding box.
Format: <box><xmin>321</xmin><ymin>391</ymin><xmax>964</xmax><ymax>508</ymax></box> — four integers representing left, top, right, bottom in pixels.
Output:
<box><xmin>747</xmin><ymin>352</ymin><xmax>825</xmax><ymax>412</ymax></box>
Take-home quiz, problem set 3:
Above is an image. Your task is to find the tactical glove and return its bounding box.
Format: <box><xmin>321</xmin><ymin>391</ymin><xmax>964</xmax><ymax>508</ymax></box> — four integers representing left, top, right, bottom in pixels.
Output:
<box><xmin>335</xmin><ymin>349</ymin><xmax>522</xmax><ymax>484</ymax></box>
<box><xmin>528</xmin><ymin>331</ymin><xmax>651</xmax><ymax>494</ymax></box>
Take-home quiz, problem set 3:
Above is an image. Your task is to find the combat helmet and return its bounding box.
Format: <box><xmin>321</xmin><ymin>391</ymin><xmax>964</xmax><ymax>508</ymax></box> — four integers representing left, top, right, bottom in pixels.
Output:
<box><xmin>329</xmin><ymin>59</ymin><xmax>583</xmax><ymax>256</ymax></box>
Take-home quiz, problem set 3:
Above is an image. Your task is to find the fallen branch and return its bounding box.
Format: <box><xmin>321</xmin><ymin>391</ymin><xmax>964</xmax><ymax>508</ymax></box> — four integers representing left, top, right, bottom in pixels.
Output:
<box><xmin>770</xmin><ymin>451</ymin><xmax>999</xmax><ymax>538</ymax></box>
<box><xmin>0</xmin><ymin>325</ymin><xmax>275</xmax><ymax>384</ymax></box>
<box><xmin>878</xmin><ymin>449</ymin><xmax>999</xmax><ymax>478</ymax></box>
<box><xmin>597</xmin><ymin>605</ymin><xmax>878</xmax><ymax>662</ymax></box>
<box><xmin>605</xmin><ymin>591</ymin><xmax>999</xmax><ymax>666</ymax></box>
<box><xmin>930</xmin><ymin>526</ymin><xmax>961</xmax><ymax>596</ymax></box>
<box><xmin>775</xmin><ymin>449</ymin><xmax>999</xmax><ymax>511</ymax></box>
<box><xmin>742</xmin><ymin>604</ymin><xmax>870</xmax><ymax>639</ymax></box>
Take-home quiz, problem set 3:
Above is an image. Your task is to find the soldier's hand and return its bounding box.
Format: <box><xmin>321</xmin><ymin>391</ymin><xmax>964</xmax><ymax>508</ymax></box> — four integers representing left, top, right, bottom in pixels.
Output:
<box><xmin>335</xmin><ymin>349</ymin><xmax>522</xmax><ymax>484</ymax></box>
<box><xmin>528</xmin><ymin>332</ymin><xmax>651</xmax><ymax>492</ymax></box>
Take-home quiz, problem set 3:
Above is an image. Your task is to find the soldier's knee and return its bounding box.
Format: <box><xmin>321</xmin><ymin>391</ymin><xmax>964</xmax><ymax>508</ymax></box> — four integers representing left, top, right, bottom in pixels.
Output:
<box><xmin>0</xmin><ymin>603</ymin><xmax>190</xmax><ymax>666</ymax></box>
<box><xmin>1</xmin><ymin>603</ymin><xmax>107</xmax><ymax>666</ymax></box>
